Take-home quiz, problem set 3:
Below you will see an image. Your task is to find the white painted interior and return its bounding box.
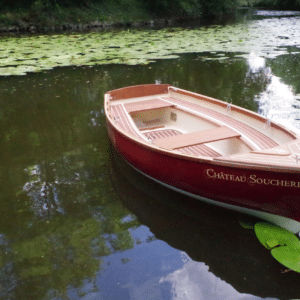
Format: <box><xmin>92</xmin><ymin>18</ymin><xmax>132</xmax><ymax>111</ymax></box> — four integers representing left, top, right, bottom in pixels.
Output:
<box><xmin>207</xmin><ymin>138</ymin><xmax>252</xmax><ymax>156</ymax></box>
<box><xmin>130</xmin><ymin>107</ymin><xmax>252</xmax><ymax>156</ymax></box>
<box><xmin>168</xmin><ymin>88</ymin><xmax>295</xmax><ymax>145</ymax></box>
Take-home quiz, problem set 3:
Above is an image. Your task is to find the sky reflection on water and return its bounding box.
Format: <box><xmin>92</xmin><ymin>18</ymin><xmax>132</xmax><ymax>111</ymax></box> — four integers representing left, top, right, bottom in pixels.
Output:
<box><xmin>69</xmin><ymin>223</ymin><xmax>278</xmax><ymax>300</ymax></box>
<box><xmin>248</xmin><ymin>52</ymin><xmax>300</xmax><ymax>133</ymax></box>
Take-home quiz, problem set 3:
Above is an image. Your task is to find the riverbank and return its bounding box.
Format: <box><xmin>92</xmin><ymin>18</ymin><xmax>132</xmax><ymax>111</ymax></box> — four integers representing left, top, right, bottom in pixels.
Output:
<box><xmin>1</xmin><ymin>0</ymin><xmax>299</xmax><ymax>35</ymax></box>
<box><xmin>0</xmin><ymin>14</ymin><xmax>234</xmax><ymax>35</ymax></box>
<box><xmin>0</xmin><ymin>0</ymin><xmax>194</xmax><ymax>34</ymax></box>
<box><xmin>0</xmin><ymin>0</ymin><xmax>248</xmax><ymax>35</ymax></box>
<box><xmin>0</xmin><ymin>15</ymin><xmax>184</xmax><ymax>35</ymax></box>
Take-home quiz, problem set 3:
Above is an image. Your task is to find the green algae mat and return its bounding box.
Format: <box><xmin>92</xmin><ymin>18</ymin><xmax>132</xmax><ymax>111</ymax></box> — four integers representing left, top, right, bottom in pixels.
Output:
<box><xmin>1</xmin><ymin>16</ymin><xmax>300</xmax><ymax>76</ymax></box>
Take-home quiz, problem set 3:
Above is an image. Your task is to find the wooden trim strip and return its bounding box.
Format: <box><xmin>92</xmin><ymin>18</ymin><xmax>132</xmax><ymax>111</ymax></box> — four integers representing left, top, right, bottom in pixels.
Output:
<box><xmin>139</xmin><ymin>126</ymin><xmax>165</xmax><ymax>131</ymax></box>
<box><xmin>215</xmin><ymin>153</ymin><xmax>298</xmax><ymax>167</ymax></box>
<box><xmin>107</xmin><ymin>84</ymin><xmax>170</xmax><ymax>101</ymax></box>
<box><xmin>124</xmin><ymin>99</ymin><xmax>174</xmax><ymax>113</ymax></box>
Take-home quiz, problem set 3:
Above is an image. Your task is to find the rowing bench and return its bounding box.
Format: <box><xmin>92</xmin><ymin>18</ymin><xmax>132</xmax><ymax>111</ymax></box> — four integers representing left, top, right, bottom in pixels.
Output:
<box><xmin>154</xmin><ymin>126</ymin><xmax>241</xmax><ymax>150</ymax></box>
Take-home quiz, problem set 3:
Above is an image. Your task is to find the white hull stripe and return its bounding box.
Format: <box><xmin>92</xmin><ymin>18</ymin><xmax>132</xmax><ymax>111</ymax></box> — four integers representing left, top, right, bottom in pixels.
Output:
<box><xmin>126</xmin><ymin>161</ymin><xmax>300</xmax><ymax>234</ymax></box>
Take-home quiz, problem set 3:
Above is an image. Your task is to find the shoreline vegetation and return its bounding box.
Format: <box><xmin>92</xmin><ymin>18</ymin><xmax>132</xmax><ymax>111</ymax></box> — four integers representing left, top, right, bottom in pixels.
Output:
<box><xmin>0</xmin><ymin>0</ymin><xmax>299</xmax><ymax>35</ymax></box>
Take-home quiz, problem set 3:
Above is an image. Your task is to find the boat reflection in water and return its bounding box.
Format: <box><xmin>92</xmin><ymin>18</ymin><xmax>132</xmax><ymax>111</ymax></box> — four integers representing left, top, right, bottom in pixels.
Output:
<box><xmin>109</xmin><ymin>146</ymin><xmax>300</xmax><ymax>299</ymax></box>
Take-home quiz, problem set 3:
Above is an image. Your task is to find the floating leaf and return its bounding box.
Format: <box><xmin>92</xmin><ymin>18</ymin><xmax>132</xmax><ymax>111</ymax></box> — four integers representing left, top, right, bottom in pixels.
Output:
<box><xmin>239</xmin><ymin>219</ymin><xmax>255</xmax><ymax>229</ymax></box>
<box><xmin>271</xmin><ymin>246</ymin><xmax>300</xmax><ymax>272</ymax></box>
<box><xmin>1</xmin><ymin>17</ymin><xmax>300</xmax><ymax>76</ymax></box>
<box><xmin>254</xmin><ymin>222</ymin><xmax>300</xmax><ymax>250</ymax></box>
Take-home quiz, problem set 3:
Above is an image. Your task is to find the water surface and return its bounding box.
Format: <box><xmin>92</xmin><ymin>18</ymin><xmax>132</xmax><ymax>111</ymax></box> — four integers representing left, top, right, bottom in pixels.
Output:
<box><xmin>0</xmin><ymin>10</ymin><xmax>300</xmax><ymax>299</ymax></box>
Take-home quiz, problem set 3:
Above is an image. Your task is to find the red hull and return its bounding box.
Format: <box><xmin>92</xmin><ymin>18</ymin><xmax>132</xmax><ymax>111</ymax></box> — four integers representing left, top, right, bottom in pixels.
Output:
<box><xmin>107</xmin><ymin>121</ymin><xmax>300</xmax><ymax>225</ymax></box>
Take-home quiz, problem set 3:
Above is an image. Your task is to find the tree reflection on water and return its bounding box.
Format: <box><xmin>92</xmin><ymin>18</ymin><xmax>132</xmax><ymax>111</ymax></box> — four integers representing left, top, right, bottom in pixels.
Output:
<box><xmin>2</xmin><ymin>146</ymin><xmax>139</xmax><ymax>299</ymax></box>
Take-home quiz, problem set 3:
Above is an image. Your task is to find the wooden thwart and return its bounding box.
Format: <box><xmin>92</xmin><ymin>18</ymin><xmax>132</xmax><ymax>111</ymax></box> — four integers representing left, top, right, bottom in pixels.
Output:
<box><xmin>124</xmin><ymin>99</ymin><xmax>174</xmax><ymax>113</ymax></box>
<box><xmin>155</xmin><ymin>126</ymin><xmax>241</xmax><ymax>150</ymax></box>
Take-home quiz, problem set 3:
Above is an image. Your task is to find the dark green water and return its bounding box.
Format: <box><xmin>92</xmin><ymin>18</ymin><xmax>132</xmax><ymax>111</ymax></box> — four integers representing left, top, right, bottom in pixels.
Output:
<box><xmin>1</xmin><ymin>23</ymin><xmax>300</xmax><ymax>299</ymax></box>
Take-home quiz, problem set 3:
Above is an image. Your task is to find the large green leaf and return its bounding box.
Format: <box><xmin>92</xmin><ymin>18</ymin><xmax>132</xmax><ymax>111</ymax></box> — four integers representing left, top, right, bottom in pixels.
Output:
<box><xmin>271</xmin><ymin>246</ymin><xmax>300</xmax><ymax>273</ymax></box>
<box><xmin>254</xmin><ymin>222</ymin><xmax>300</xmax><ymax>250</ymax></box>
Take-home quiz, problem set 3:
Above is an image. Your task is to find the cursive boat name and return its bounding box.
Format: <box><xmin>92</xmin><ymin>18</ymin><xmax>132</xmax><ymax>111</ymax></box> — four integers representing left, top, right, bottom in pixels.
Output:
<box><xmin>204</xmin><ymin>169</ymin><xmax>300</xmax><ymax>188</ymax></box>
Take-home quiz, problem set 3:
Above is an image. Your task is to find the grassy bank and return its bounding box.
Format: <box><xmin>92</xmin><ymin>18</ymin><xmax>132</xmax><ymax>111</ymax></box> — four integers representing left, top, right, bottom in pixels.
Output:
<box><xmin>0</xmin><ymin>0</ymin><xmax>238</xmax><ymax>33</ymax></box>
<box><xmin>0</xmin><ymin>0</ymin><xmax>151</xmax><ymax>32</ymax></box>
<box><xmin>2</xmin><ymin>0</ymin><xmax>299</xmax><ymax>34</ymax></box>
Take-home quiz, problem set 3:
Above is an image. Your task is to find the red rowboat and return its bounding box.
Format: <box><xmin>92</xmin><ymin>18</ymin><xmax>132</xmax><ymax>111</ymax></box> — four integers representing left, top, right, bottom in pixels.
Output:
<box><xmin>104</xmin><ymin>84</ymin><xmax>300</xmax><ymax>233</ymax></box>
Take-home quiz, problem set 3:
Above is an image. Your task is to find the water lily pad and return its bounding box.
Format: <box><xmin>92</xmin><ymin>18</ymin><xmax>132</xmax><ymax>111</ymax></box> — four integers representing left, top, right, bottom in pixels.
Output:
<box><xmin>1</xmin><ymin>16</ymin><xmax>300</xmax><ymax>76</ymax></box>
<box><xmin>254</xmin><ymin>222</ymin><xmax>300</xmax><ymax>250</ymax></box>
<box><xmin>239</xmin><ymin>219</ymin><xmax>255</xmax><ymax>229</ymax></box>
<box><xmin>271</xmin><ymin>246</ymin><xmax>300</xmax><ymax>272</ymax></box>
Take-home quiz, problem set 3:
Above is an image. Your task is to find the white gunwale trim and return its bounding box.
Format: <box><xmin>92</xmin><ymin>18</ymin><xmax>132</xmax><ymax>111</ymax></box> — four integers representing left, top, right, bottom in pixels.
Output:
<box><xmin>126</xmin><ymin>160</ymin><xmax>300</xmax><ymax>234</ymax></box>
